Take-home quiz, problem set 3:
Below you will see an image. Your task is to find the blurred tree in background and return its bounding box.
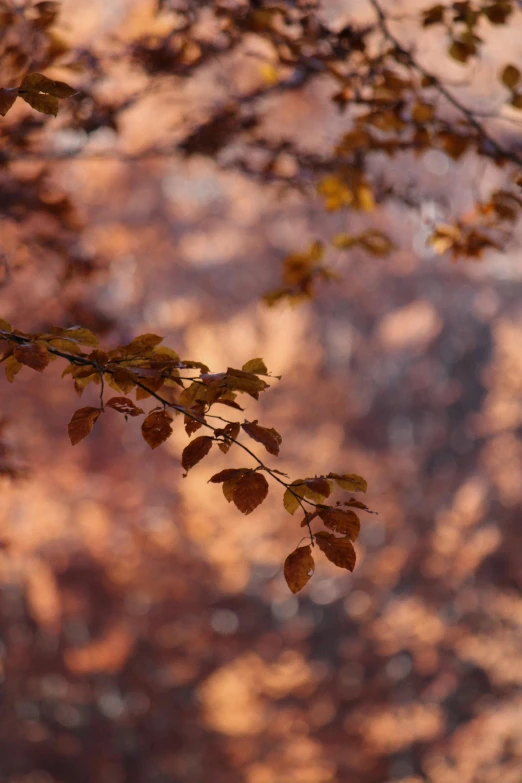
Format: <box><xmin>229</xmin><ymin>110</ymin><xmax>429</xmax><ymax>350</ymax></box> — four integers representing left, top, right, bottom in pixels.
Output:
<box><xmin>2</xmin><ymin>1</ymin><xmax>522</xmax><ymax>782</ymax></box>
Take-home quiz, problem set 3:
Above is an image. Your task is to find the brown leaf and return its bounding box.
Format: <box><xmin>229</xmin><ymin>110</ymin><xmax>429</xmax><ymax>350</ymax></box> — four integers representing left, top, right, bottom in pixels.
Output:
<box><xmin>284</xmin><ymin>545</ymin><xmax>315</xmax><ymax>593</ymax></box>
<box><xmin>21</xmin><ymin>72</ymin><xmax>77</xmax><ymax>98</ymax></box>
<box><xmin>327</xmin><ymin>473</ymin><xmax>367</xmax><ymax>493</ymax></box>
<box><xmin>20</xmin><ymin>91</ymin><xmax>59</xmax><ymax>116</ymax></box>
<box><xmin>181</xmin><ymin>435</ymin><xmax>213</xmax><ymax>474</ymax></box>
<box><xmin>0</xmin><ymin>88</ymin><xmax>18</xmax><ymax>116</ymax></box>
<box><xmin>304</xmin><ymin>478</ymin><xmax>332</xmax><ymax>499</ymax></box>
<box><xmin>13</xmin><ymin>343</ymin><xmax>51</xmax><ymax>372</ymax></box>
<box><xmin>106</xmin><ymin>397</ymin><xmax>144</xmax><ymax>417</ymax></box>
<box><xmin>141</xmin><ymin>410</ymin><xmax>173</xmax><ymax>449</ymax></box>
<box><xmin>119</xmin><ymin>333</ymin><xmax>163</xmax><ymax>356</ymax></box>
<box><xmin>135</xmin><ymin>375</ymin><xmax>164</xmax><ymax>400</ymax></box>
<box><xmin>241</xmin><ymin>420</ymin><xmax>282</xmax><ymax>456</ymax></box>
<box><xmin>225</xmin><ymin>472</ymin><xmax>269</xmax><ymax>514</ymax></box>
<box><xmin>110</xmin><ymin>368</ymin><xmax>136</xmax><ymax>394</ymax></box>
<box><xmin>216</xmin><ymin>421</ymin><xmax>240</xmax><ymax>453</ymax></box>
<box><xmin>319</xmin><ymin>508</ymin><xmax>360</xmax><ymax>540</ymax></box>
<box><xmin>223</xmin><ymin>368</ymin><xmax>269</xmax><ymax>398</ymax></box>
<box><xmin>344</xmin><ymin>497</ymin><xmax>372</xmax><ymax>511</ymax></box>
<box><xmin>68</xmin><ymin>407</ymin><xmax>101</xmax><ymax>445</ymax></box>
<box><xmin>184</xmin><ymin>403</ymin><xmax>206</xmax><ymax>435</ymax></box>
<box><xmin>315</xmin><ymin>531</ymin><xmax>356</xmax><ymax>571</ymax></box>
<box><xmin>209</xmin><ymin>468</ymin><xmax>249</xmax><ymax>483</ymax></box>
<box><xmin>501</xmin><ymin>64</ymin><xmax>521</xmax><ymax>89</ymax></box>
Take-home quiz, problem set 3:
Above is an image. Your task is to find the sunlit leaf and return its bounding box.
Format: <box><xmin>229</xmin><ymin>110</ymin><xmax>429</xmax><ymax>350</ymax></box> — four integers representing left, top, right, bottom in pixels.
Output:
<box><xmin>141</xmin><ymin>410</ymin><xmax>173</xmax><ymax>449</ymax></box>
<box><xmin>13</xmin><ymin>343</ymin><xmax>51</xmax><ymax>372</ymax></box>
<box><xmin>181</xmin><ymin>435</ymin><xmax>213</xmax><ymax>474</ymax></box>
<box><xmin>106</xmin><ymin>397</ymin><xmax>144</xmax><ymax>417</ymax></box>
<box><xmin>319</xmin><ymin>508</ymin><xmax>360</xmax><ymax>539</ymax></box>
<box><xmin>68</xmin><ymin>407</ymin><xmax>101</xmax><ymax>445</ymax></box>
<box><xmin>315</xmin><ymin>531</ymin><xmax>356</xmax><ymax>571</ymax></box>
<box><xmin>225</xmin><ymin>471</ymin><xmax>269</xmax><ymax>514</ymax></box>
<box><xmin>327</xmin><ymin>473</ymin><xmax>368</xmax><ymax>493</ymax></box>
<box><xmin>284</xmin><ymin>545</ymin><xmax>315</xmax><ymax>593</ymax></box>
<box><xmin>241</xmin><ymin>420</ymin><xmax>282</xmax><ymax>456</ymax></box>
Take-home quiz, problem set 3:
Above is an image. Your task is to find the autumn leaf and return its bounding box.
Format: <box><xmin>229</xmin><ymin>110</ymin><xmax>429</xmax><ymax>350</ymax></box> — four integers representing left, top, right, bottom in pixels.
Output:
<box><xmin>68</xmin><ymin>407</ymin><xmax>101</xmax><ymax>445</ymax></box>
<box><xmin>283</xmin><ymin>481</ymin><xmax>306</xmax><ymax>515</ymax></box>
<box><xmin>50</xmin><ymin>326</ymin><xmax>98</xmax><ymax>346</ymax></box>
<box><xmin>241</xmin><ymin>420</ymin><xmax>282</xmax><ymax>456</ymax></box>
<box><xmin>108</xmin><ymin>368</ymin><xmax>136</xmax><ymax>394</ymax></box>
<box><xmin>222</xmin><ymin>368</ymin><xmax>269</xmax><ymax>398</ymax></box>
<box><xmin>184</xmin><ymin>405</ymin><xmax>206</xmax><ymax>436</ymax></box>
<box><xmin>241</xmin><ymin>358</ymin><xmax>269</xmax><ymax>375</ymax></box>
<box><xmin>4</xmin><ymin>355</ymin><xmax>22</xmax><ymax>383</ymax></box>
<box><xmin>119</xmin><ymin>333</ymin><xmax>164</xmax><ymax>356</ymax></box>
<box><xmin>223</xmin><ymin>471</ymin><xmax>269</xmax><ymax>514</ymax></box>
<box><xmin>106</xmin><ymin>397</ymin><xmax>144</xmax><ymax>417</ymax></box>
<box><xmin>141</xmin><ymin>410</ymin><xmax>173</xmax><ymax>449</ymax></box>
<box><xmin>284</xmin><ymin>545</ymin><xmax>315</xmax><ymax>593</ymax></box>
<box><xmin>20</xmin><ymin>91</ymin><xmax>59</xmax><ymax>116</ymax></box>
<box><xmin>302</xmin><ymin>477</ymin><xmax>333</xmax><ymax>502</ymax></box>
<box><xmin>0</xmin><ymin>88</ymin><xmax>18</xmax><ymax>117</ymax></box>
<box><xmin>327</xmin><ymin>473</ymin><xmax>367</xmax><ymax>493</ymax></box>
<box><xmin>501</xmin><ymin>64</ymin><xmax>521</xmax><ymax>89</ymax></box>
<box><xmin>315</xmin><ymin>531</ymin><xmax>356</xmax><ymax>571</ymax></box>
<box><xmin>209</xmin><ymin>468</ymin><xmax>250</xmax><ymax>483</ymax></box>
<box><xmin>181</xmin><ymin>435</ymin><xmax>213</xmax><ymax>474</ymax></box>
<box><xmin>21</xmin><ymin>73</ymin><xmax>77</xmax><ymax>98</ymax></box>
<box><xmin>318</xmin><ymin>508</ymin><xmax>360</xmax><ymax>539</ymax></box>
<box><xmin>13</xmin><ymin>343</ymin><xmax>52</xmax><ymax>372</ymax></box>
<box><xmin>216</xmin><ymin>421</ymin><xmax>240</xmax><ymax>454</ymax></box>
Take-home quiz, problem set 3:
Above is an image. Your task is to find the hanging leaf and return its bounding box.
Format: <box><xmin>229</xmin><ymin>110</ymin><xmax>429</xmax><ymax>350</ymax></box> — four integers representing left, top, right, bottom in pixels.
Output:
<box><xmin>315</xmin><ymin>531</ymin><xmax>356</xmax><ymax>571</ymax></box>
<box><xmin>318</xmin><ymin>508</ymin><xmax>360</xmax><ymax>539</ymax></box>
<box><xmin>68</xmin><ymin>407</ymin><xmax>101</xmax><ymax>445</ymax></box>
<box><xmin>20</xmin><ymin>91</ymin><xmax>59</xmax><ymax>116</ymax></box>
<box><xmin>223</xmin><ymin>471</ymin><xmax>269</xmax><ymax>514</ymax></box>
<box><xmin>4</xmin><ymin>355</ymin><xmax>23</xmax><ymax>383</ymax></box>
<box><xmin>327</xmin><ymin>473</ymin><xmax>367</xmax><ymax>493</ymax></box>
<box><xmin>184</xmin><ymin>402</ymin><xmax>206</xmax><ymax>435</ymax></box>
<box><xmin>283</xmin><ymin>481</ymin><xmax>306</xmax><ymax>515</ymax></box>
<box><xmin>216</xmin><ymin>421</ymin><xmax>240</xmax><ymax>453</ymax></box>
<box><xmin>181</xmin><ymin>435</ymin><xmax>213</xmax><ymax>474</ymax></box>
<box><xmin>105</xmin><ymin>397</ymin><xmax>144</xmax><ymax>417</ymax></box>
<box><xmin>0</xmin><ymin>88</ymin><xmax>18</xmax><ymax>117</ymax></box>
<box><xmin>241</xmin><ymin>420</ymin><xmax>282</xmax><ymax>456</ymax></box>
<box><xmin>141</xmin><ymin>410</ymin><xmax>173</xmax><ymax>449</ymax></box>
<box><xmin>13</xmin><ymin>343</ymin><xmax>52</xmax><ymax>372</ymax></box>
<box><xmin>284</xmin><ymin>545</ymin><xmax>315</xmax><ymax>593</ymax></box>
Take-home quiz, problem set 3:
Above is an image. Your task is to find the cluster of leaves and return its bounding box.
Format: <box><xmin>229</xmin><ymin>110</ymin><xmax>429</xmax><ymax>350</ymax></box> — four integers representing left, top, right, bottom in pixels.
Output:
<box><xmin>423</xmin><ymin>1</ymin><xmax>514</xmax><ymax>63</ymax></box>
<box><xmin>2</xmin><ymin>0</ymin><xmax>522</xmax><ymax>298</ymax></box>
<box><xmin>0</xmin><ymin>71</ymin><xmax>76</xmax><ymax>117</ymax></box>
<box><xmin>0</xmin><ymin>319</ymin><xmax>372</xmax><ymax>593</ymax></box>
